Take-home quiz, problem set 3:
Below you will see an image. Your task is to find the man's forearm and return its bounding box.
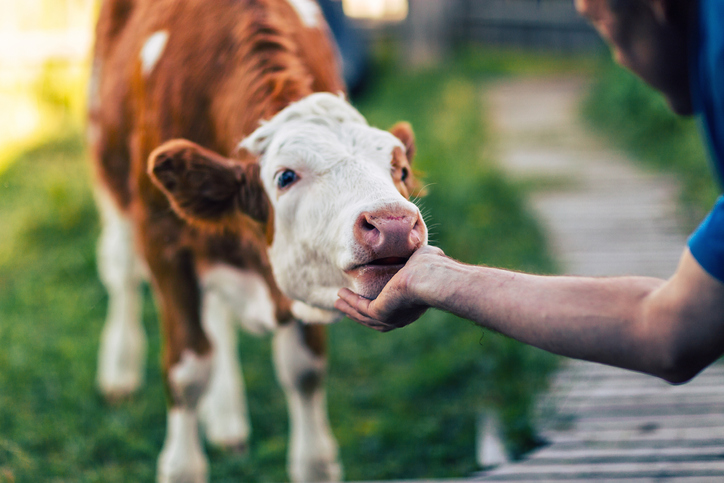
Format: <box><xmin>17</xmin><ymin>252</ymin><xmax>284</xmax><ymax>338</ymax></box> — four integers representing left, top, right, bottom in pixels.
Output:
<box><xmin>417</xmin><ymin>254</ymin><xmax>719</xmax><ymax>383</ymax></box>
<box><xmin>337</xmin><ymin>248</ymin><xmax>724</xmax><ymax>382</ymax></box>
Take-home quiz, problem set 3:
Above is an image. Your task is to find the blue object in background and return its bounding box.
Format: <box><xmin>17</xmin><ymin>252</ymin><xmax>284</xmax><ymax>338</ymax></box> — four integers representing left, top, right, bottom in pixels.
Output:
<box><xmin>317</xmin><ymin>0</ymin><xmax>369</xmax><ymax>94</ymax></box>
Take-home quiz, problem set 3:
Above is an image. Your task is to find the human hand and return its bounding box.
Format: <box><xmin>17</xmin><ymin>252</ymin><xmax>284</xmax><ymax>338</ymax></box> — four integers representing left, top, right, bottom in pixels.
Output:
<box><xmin>335</xmin><ymin>245</ymin><xmax>447</xmax><ymax>332</ymax></box>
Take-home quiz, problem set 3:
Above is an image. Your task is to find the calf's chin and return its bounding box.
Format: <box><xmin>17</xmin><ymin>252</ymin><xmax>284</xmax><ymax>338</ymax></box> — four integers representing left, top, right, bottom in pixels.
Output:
<box><xmin>354</xmin><ymin>264</ymin><xmax>409</xmax><ymax>299</ymax></box>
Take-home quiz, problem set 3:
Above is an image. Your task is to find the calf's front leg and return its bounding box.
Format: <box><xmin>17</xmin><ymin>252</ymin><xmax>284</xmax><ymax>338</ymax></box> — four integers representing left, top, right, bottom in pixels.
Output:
<box><xmin>95</xmin><ymin>189</ymin><xmax>147</xmax><ymax>399</ymax></box>
<box><xmin>150</xmin><ymin>251</ymin><xmax>212</xmax><ymax>483</ymax></box>
<box><xmin>198</xmin><ymin>289</ymin><xmax>251</xmax><ymax>451</ymax></box>
<box><xmin>273</xmin><ymin>322</ymin><xmax>342</xmax><ymax>483</ymax></box>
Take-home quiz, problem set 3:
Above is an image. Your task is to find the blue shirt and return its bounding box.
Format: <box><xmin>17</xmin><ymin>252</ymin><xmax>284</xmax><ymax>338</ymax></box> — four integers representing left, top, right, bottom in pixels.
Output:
<box><xmin>687</xmin><ymin>0</ymin><xmax>724</xmax><ymax>282</ymax></box>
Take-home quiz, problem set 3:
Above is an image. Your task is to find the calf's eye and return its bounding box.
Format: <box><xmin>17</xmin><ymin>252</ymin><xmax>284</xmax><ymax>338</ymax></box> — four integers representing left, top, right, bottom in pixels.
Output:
<box><xmin>276</xmin><ymin>169</ymin><xmax>298</xmax><ymax>189</ymax></box>
<box><xmin>401</xmin><ymin>167</ymin><xmax>409</xmax><ymax>182</ymax></box>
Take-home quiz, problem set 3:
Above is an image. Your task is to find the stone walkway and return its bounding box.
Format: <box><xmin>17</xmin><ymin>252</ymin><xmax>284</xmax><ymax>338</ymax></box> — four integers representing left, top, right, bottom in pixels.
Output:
<box><xmin>475</xmin><ymin>77</ymin><xmax>724</xmax><ymax>481</ymax></box>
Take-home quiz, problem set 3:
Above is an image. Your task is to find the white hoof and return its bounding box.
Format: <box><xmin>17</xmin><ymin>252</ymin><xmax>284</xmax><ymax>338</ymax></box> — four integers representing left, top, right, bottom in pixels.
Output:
<box><xmin>290</xmin><ymin>458</ymin><xmax>343</xmax><ymax>483</ymax></box>
<box><xmin>158</xmin><ymin>409</ymin><xmax>209</xmax><ymax>483</ymax></box>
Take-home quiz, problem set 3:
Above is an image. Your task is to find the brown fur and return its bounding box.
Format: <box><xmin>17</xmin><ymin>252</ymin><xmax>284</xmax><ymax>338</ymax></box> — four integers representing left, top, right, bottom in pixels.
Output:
<box><xmin>148</xmin><ymin>139</ymin><xmax>270</xmax><ymax>228</ymax></box>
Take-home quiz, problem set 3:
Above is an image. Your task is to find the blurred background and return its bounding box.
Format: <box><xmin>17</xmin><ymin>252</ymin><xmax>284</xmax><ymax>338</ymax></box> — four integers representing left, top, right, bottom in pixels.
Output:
<box><xmin>0</xmin><ymin>1</ymin><xmax>719</xmax><ymax>482</ymax></box>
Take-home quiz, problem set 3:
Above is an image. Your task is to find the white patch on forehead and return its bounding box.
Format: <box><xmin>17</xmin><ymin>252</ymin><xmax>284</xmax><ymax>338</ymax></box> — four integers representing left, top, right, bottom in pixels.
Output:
<box><xmin>140</xmin><ymin>30</ymin><xmax>169</xmax><ymax>76</ymax></box>
<box><xmin>240</xmin><ymin>93</ymin><xmax>368</xmax><ymax>154</ymax></box>
<box><xmin>239</xmin><ymin>93</ymin><xmax>404</xmax><ymax>178</ymax></box>
<box><xmin>285</xmin><ymin>0</ymin><xmax>322</xmax><ymax>27</ymax></box>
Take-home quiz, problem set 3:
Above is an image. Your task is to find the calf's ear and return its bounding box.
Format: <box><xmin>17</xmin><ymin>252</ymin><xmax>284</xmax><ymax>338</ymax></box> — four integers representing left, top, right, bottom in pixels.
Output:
<box><xmin>389</xmin><ymin>122</ymin><xmax>416</xmax><ymax>164</ymax></box>
<box><xmin>148</xmin><ymin>139</ymin><xmax>269</xmax><ymax>225</ymax></box>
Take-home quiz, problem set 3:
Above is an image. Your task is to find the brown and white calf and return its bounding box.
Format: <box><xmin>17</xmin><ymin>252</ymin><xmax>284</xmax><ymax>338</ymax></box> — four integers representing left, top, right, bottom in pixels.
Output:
<box><xmin>88</xmin><ymin>0</ymin><xmax>426</xmax><ymax>481</ymax></box>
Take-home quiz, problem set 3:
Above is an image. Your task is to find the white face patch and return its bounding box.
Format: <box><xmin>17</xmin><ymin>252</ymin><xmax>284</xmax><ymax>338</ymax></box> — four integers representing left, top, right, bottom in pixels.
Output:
<box><xmin>285</xmin><ymin>0</ymin><xmax>322</xmax><ymax>27</ymax></box>
<box><xmin>240</xmin><ymin>93</ymin><xmax>427</xmax><ymax>311</ymax></box>
<box><xmin>140</xmin><ymin>30</ymin><xmax>169</xmax><ymax>76</ymax></box>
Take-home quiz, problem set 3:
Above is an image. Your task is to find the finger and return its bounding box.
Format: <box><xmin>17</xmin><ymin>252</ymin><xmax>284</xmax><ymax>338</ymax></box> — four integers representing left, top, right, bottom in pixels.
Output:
<box><xmin>334</xmin><ymin>299</ymin><xmax>394</xmax><ymax>332</ymax></box>
<box><xmin>415</xmin><ymin>244</ymin><xmax>445</xmax><ymax>257</ymax></box>
<box><xmin>360</xmin><ymin>320</ymin><xmax>394</xmax><ymax>332</ymax></box>
<box><xmin>337</xmin><ymin>288</ymin><xmax>375</xmax><ymax>315</ymax></box>
<box><xmin>334</xmin><ymin>298</ymin><xmax>384</xmax><ymax>328</ymax></box>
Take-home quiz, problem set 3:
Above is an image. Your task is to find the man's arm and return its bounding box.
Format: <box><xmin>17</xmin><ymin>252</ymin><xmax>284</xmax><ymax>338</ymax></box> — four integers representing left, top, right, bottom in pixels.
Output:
<box><xmin>336</xmin><ymin>247</ymin><xmax>724</xmax><ymax>384</ymax></box>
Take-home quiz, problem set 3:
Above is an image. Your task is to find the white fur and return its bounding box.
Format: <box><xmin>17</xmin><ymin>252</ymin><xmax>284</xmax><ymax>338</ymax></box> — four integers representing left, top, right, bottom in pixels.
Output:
<box><xmin>87</xmin><ymin>121</ymin><xmax>102</xmax><ymax>151</ymax></box>
<box><xmin>95</xmin><ymin>189</ymin><xmax>147</xmax><ymax>398</ymax></box>
<box><xmin>197</xmin><ymin>265</ymin><xmax>278</xmax><ymax>447</ymax></box>
<box><xmin>168</xmin><ymin>350</ymin><xmax>213</xmax><ymax>407</ymax></box>
<box><xmin>273</xmin><ymin>322</ymin><xmax>342</xmax><ymax>482</ymax></box>
<box><xmin>285</xmin><ymin>0</ymin><xmax>322</xmax><ymax>27</ymax></box>
<box><xmin>240</xmin><ymin>93</ymin><xmax>427</xmax><ymax>311</ymax></box>
<box><xmin>291</xmin><ymin>301</ymin><xmax>341</xmax><ymax>324</ymax></box>
<box><xmin>140</xmin><ymin>31</ymin><xmax>169</xmax><ymax>76</ymax></box>
<box><xmin>201</xmin><ymin>265</ymin><xmax>277</xmax><ymax>335</ymax></box>
<box><xmin>198</xmin><ymin>289</ymin><xmax>251</xmax><ymax>448</ymax></box>
<box><xmin>157</xmin><ymin>409</ymin><xmax>209</xmax><ymax>483</ymax></box>
<box><xmin>158</xmin><ymin>351</ymin><xmax>213</xmax><ymax>482</ymax></box>
<box><xmin>87</xmin><ymin>59</ymin><xmax>102</xmax><ymax>148</ymax></box>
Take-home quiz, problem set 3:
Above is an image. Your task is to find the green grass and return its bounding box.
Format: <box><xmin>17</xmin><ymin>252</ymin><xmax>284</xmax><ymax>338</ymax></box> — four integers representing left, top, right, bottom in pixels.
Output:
<box><xmin>0</xmin><ymin>49</ymin><xmax>560</xmax><ymax>481</ymax></box>
<box><xmin>583</xmin><ymin>58</ymin><xmax>721</xmax><ymax>227</ymax></box>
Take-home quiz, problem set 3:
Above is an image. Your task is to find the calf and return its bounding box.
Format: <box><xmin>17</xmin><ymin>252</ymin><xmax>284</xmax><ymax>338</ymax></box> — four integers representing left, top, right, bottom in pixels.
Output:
<box><xmin>88</xmin><ymin>0</ymin><xmax>427</xmax><ymax>481</ymax></box>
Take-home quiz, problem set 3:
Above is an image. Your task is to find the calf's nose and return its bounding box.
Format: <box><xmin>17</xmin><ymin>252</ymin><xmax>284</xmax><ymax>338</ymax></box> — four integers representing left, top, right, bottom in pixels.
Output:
<box><xmin>354</xmin><ymin>209</ymin><xmax>425</xmax><ymax>257</ymax></box>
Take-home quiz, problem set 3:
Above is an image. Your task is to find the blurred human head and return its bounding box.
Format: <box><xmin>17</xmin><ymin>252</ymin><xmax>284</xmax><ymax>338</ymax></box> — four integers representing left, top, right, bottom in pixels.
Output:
<box><xmin>575</xmin><ymin>0</ymin><xmax>698</xmax><ymax>115</ymax></box>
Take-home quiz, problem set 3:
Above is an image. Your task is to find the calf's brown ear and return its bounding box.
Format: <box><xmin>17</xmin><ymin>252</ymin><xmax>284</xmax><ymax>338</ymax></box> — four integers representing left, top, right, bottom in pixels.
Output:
<box><xmin>389</xmin><ymin>122</ymin><xmax>416</xmax><ymax>164</ymax></box>
<box><xmin>148</xmin><ymin>139</ymin><xmax>269</xmax><ymax>226</ymax></box>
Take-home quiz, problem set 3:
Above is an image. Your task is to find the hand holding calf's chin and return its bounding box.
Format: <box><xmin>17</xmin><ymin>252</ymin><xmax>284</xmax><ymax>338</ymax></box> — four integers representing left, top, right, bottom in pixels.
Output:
<box><xmin>335</xmin><ymin>245</ymin><xmax>447</xmax><ymax>332</ymax></box>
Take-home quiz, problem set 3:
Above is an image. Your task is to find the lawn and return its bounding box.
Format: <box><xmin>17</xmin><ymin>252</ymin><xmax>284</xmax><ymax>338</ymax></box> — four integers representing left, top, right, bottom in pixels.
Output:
<box><xmin>0</xmin><ymin>49</ymin><xmax>564</xmax><ymax>482</ymax></box>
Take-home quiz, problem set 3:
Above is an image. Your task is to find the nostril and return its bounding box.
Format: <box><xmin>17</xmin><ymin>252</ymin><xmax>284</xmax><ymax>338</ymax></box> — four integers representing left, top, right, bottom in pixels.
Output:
<box><xmin>361</xmin><ymin>218</ymin><xmax>376</xmax><ymax>232</ymax></box>
<box><xmin>355</xmin><ymin>212</ymin><xmax>381</xmax><ymax>246</ymax></box>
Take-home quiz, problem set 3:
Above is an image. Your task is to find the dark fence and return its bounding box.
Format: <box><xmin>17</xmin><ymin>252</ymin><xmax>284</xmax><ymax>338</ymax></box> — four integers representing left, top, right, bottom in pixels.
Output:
<box><xmin>453</xmin><ymin>0</ymin><xmax>605</xmax><ymax>52</ymax></box>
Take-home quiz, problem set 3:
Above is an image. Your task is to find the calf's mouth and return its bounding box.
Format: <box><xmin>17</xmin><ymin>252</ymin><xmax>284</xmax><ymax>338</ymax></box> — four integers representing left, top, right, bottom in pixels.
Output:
<box><xmin>343</xmin><ymin>252</ymin><xmax>416</xmax><ymax>299</ymax></box>
<box><xmin>367</xmin><ymin>256</ymin><xmax>409</xmax><ymax>266</ymax></box>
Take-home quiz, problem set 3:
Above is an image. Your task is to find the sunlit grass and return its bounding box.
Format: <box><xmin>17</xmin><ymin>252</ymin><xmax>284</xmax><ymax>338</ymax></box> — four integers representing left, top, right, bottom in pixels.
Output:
<box><xmin>0</xmin><ymin>87</ymin><xmax>44</xmax><ymax>175</ymax></box>
<box><xmin>0</xmin><ymin>61</ymin><xmax>89</xmax><ymax>175</ymax></box>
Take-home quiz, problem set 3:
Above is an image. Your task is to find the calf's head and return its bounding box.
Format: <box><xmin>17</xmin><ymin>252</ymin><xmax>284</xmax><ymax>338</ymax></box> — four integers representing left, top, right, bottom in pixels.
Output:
<box><xmin>149</xmin><ymin>93</ymin><xmax>427</xmax><ymax>321</ymax></box>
